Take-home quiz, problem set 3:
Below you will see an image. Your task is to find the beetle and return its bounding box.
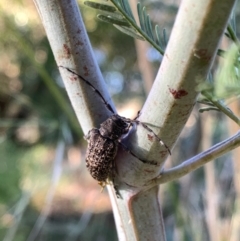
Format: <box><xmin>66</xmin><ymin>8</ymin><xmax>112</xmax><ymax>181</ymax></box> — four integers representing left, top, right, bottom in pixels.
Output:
<box><xmin>60</xmin><ymin>66</ymin><xmax>170</xmax><ymax>190</ymax></box>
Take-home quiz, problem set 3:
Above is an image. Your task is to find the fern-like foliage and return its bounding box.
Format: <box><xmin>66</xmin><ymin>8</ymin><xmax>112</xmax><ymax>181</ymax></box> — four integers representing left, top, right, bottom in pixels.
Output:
<box><xmin>84</xmin><ymin>0</ymin><xmax>167</xmax><ymax>55</ymax></box>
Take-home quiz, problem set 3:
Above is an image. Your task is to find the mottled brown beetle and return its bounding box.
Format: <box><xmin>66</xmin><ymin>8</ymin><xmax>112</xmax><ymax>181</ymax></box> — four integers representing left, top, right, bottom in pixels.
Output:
<box><xmin>84</xmin><ymin>116</ymin><xmax>130</xmax><ymax>188</ymax></box>
<box><xmin>60</xmin><ymin>66</ymin><xmax>170</xmax><ymax>192</ymax></box>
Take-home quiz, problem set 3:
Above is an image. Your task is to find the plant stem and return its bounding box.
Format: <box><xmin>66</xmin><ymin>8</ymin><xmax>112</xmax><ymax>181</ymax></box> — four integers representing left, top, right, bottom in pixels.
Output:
<box><xmin>145</xmin><ymin>131</ymin><xmax>240</xmax><ymax>187</ymax></box>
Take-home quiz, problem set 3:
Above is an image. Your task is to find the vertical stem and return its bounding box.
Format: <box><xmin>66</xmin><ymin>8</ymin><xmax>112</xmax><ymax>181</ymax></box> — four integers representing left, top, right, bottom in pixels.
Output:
<box><xmin>202</xmin><ymin>113</ymin><xmax>220</xmax><ymax>241</ymax></box>
<box><xmin>228</xmin><ymin>101</ymin><xmax>240</xmax><ymax>241</ymax></box>
<box><xmin>33</xmin><ymin>0</ymin><xmax>114</xmax><ymax>134</ymax></box>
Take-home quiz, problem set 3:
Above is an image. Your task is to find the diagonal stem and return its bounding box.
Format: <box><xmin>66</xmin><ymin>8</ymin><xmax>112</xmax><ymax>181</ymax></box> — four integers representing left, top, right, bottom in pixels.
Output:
<box><xmin>145</xmin><ymin>131</ymin><xmax>240</xmax><ymax>188</ymax></box>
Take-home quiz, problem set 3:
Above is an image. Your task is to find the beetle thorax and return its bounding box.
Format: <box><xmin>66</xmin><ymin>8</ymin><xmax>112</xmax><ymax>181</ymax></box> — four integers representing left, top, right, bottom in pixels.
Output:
<box><xmin>99</xmin><ymin>114</ymin><xmax>129</xmax><ymax>140</ymax></box>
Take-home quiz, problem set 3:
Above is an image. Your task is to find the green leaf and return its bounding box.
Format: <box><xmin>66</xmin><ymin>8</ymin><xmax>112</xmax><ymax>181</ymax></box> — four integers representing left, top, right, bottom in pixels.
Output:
<box><xmin>113</xmin><ymin>24</ymin><xmax>145</xmax><ymax>40</ymax></box>
<box><xmin>142</xmin><ymin>7</ymin><xmax>154</xmax><ymax>40</ymax></box>
<box><xmin>119</xmin><ymin>0</ymin><xmax>135</xmax><ymax>23</ymax></box>
<box><xmin>225</xmin><ymin>32</ymin><xmax>231</xmax><ymax>39</ymax></box>
<box><xmin>142</xmin><ymin>7</ymin><xmax>148</xmax><ymax>31</ymax></box>
<box><xmin>162</xmin><ymin>28</ymin><xmax>167</xmax><ymax>47</ymax></box>
<box><xmin>137</xmin><ymin>3</ymin><xmax>145</xmax><ymax>32</ymax></box>
<box><xmin>84</xmin><ymin>0</ymin><xmax>165</xmax><ymax>54</ymax></box>
<box><xmin>84</xmin><ymin>1</ymin><xmax>116</xmax><ymax>12</ymax></box>
<box><xmin>97</xmin><ymin>14</ymin><xmax>131</xmax><ymax>27</ymax></box>
<box><xmin>226</xmin><ymin>24</ymin><xmax>239</xmax><ymax>43</ymax></box>
<box><xmin>199</xmin><ymin>107</ymin><xmax>220</xmax><ymax>113</ymax></box>
<box><xmin>155</xmin><ymin>25</ymin><xmax>162</xmax><ymax>48</ymax></box>
<box><xmin>146</xmin><ymin>14</ymin><xmax>154</xmax><ymax>41</ymax></box>
<box><xmin>217</xmin><ymin>49</ymin><xmax>226</xmax><ymax>57</ymax></box>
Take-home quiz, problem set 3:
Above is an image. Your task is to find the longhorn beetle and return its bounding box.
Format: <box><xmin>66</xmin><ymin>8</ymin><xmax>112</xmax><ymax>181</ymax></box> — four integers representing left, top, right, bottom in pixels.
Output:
<box><xmin>60</xmin><ymin>66</ymin><xmax>170</xmax><ymax>191</ymax></box>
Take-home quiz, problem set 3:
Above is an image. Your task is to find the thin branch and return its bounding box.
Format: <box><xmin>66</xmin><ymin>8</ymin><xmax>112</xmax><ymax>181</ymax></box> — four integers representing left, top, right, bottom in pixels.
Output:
<box><xmin>145</xmin><ymin>131</ymin><xmax>240</xmax><ymax>187</ymax></box>
<box><xmin>34</xmin><ymin>0</ymin><xmax>115</xmax><ymax>135</ymax></box>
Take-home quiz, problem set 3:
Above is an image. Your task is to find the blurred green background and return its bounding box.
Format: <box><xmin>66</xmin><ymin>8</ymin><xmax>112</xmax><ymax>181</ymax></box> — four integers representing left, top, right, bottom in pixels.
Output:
<box><xmin>0</xmin><ymin>0</ymin><xmax>240</xmax><ymax>241</ymax></box>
